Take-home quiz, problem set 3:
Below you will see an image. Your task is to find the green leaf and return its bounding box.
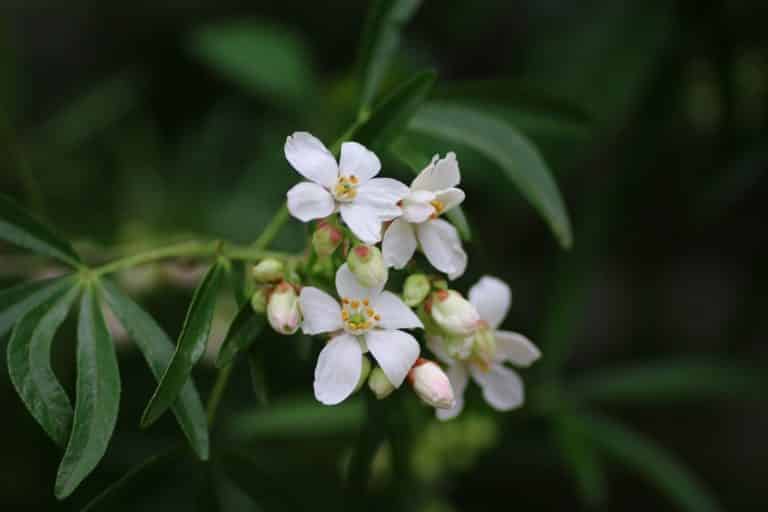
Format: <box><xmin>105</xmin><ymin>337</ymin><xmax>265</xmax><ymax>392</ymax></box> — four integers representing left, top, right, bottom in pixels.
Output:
<box><xmin>357</xmin><ymin>0</ymin><xmax>423</xmax><ymax>115</ymax></box>
<box><xmin>390</xmin><ymin>137</ymin><xmax>472</xmax><ymax>241</ymax></box>
<box><xmin>352</xmin><ymin>70</ymin><xmax>436</xmax><ymax>153</ymax></box>
<box><xmin>7</xmin><ymin>285</ymin><xmax>80</xmax><ymax>446</ymax></box>
<box><xmin>188</xmin><ymin>20</ymin><xmax>314</xmax><ymax>106</ymax></box>
<box><xmin>227</xmin><ymin>396</ymin><xmax>363</xmax><ymax>440</ymax></box>
<box><xmin>100</xmin><ymin>280</ymin><xmax>209</xmax><ymax>460</ymax></box>
<box><xmin>552</xmin><ymin>413</ymin><xmax>608</xmax><ymax>507</ymax></box>
<box><xmin>584</xmin><ymin>414</ymin><xmax>722</xmax><ymax>512</ymax></box>
<box><xmin>0</xmin><ymin>276</ymin><xmax>74</xmax><ymax>338</ymax></box>
<box><xmin>570</xmin><ymin>360</ymin><xmax>767</xmax><ymax>405</ymax></box>
<box><xmin>408</xmin><ymin>102</ymin><xmax>573</xmax><ymax>248</ymax></box>
<box><xmin>0</xmin><ymin>194</ymin><xmax>82</xmax><ymax>266</ymax></box>
<box><xmin>80</xmin><ymin>447</ymin><xmax>181</xmax><ymax>512</ymax></box>
<box><xmin>228</xmin><ymin>260</ymin><xmax>251</xmax><ymax>308</ymax></box>
<box><xmin>55</xmin><ymin>283</ymin><xmax>121</xmax><ymax>499</ymax></box>
<box><xmin>216</xmin><ymin>302</ymin><xmax>266</xmax><ymax>369</ymax></box>
<box><xmin>141</xmin><ymin>261</ymin><xmax>225</xmax><ymax>427</ymax></box>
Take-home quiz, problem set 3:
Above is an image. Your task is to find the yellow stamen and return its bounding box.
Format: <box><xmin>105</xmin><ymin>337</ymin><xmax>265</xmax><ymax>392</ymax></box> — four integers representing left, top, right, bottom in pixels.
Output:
<box><xmin>362</xmin><ymin>299</ymin><xmax>369</xmax><ymax>306</ymax></box>
<box><xmin>430</xmin><ymin>199</ymin><xmax>445</xmax><ymax>219</ymax></box>
<box><xmin>351</xmin><ymin>300</ymin><xmax>360</xmax><ymax>309</ymax></box>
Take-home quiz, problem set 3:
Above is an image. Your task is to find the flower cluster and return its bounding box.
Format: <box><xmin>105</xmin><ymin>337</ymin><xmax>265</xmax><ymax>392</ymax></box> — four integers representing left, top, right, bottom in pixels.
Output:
<box><xmin>258</xmin><ymin>132</ymin><xmax>541</xmax><ymax>419</ymax></box>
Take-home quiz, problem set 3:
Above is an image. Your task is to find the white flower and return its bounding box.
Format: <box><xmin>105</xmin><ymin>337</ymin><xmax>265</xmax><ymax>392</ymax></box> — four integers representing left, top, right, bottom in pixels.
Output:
<box><xmin>382</xmin><ymin>153</ymin><xmax>467</xmax><ymax>279</ymax></box>
<box><xmin>285</xmin><ymin>132</ymin><xmax>409</xmax><ymax>244</ymax></box>
<box><xmin>299</xmin><ymin>264</ymin><xmax>423</xmax><ymax>405</ymax></box>
<box><xmin>428</xmin><ymin>276</ymin><xmax>541</xmax><ymax>420</ymax></box>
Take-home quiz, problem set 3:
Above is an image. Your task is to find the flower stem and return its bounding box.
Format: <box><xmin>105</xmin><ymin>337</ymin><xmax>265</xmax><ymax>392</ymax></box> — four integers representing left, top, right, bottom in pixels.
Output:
<box><xmin>346</xmin><ymin>392</ymin><xmax>388</xmax><ymax>506</ymax></box>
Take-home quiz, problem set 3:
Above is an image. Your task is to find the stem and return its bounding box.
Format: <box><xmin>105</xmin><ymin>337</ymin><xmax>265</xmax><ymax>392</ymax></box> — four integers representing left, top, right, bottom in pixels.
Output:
<box><xmin>253</xmin><ymin>204</ymin><xmax>289</xmax><ymax>250</ymax></box>
<box><xmin>346</xmin><ymin>393</ymin><xmax>387</xmax><ymax>508</ymax></box>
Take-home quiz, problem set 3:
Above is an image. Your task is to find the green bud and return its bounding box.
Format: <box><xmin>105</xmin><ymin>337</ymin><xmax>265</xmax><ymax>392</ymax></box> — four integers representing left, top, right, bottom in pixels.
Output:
<box><xmin>312</xmin><ymin>220</ymin><xmax>343</xmax><ymax>257</ymax></box>
<box><xmin>347</xmin><ymin>245</ymin><xmax>387</xmax><ymax>288</ymax></box>
<box><xmin>368</xmin><ymin>367</ymin><xmax>395</xmax><ymax>399</ymax></box>
<box><xmin>252</xmin><ymin>258</ymin><xmax>284</xmax><ymax>283</ymax></box>
<box><xmin>403</xmin><ymin>274</ymin><xmax>431</xmax><ymax>307</ymax></box>
<box><xmin>430</xmin><ymin>290</ymin><xmax>481</xmax><ymax>337</ymax></box>
<box><xmin>354</xmin><ymin>356</ymin><xmax>372</xmax><ymax>392</ymax></box>
<box><xmin>250</xmin><ymin>287</ymin><xmax>268</xmax><ymax>313</ymax></box>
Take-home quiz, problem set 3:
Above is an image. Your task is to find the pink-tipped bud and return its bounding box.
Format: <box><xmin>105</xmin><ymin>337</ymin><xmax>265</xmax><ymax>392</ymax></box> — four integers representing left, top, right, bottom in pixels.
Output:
<box><xmin>430</xmin><ymin>290</ymin><xmax>480</xmax><ymax>337</ymax></box>
<box><xmin>347</xmin><ymin>244</ymin><xmax>387</xmax><ymax>288</ymax></box>
<box><xmin>312</xmin><ymin>220</ymin><xmax>343</xmax><ymax>257</ymax></box>
<box><xmin>267</xmin><ymin>281</ymin><xmax>301</xmax><ymax>335</ymax></box>
<box><xmin>252</xmin><ymin>258</ymin><xmax>284</xmax><ymax>283</ymax></box>
<box><xmin>408</xmin><ymin>359</ymin><xmax>455</xmax><ymax>409</ymax></box>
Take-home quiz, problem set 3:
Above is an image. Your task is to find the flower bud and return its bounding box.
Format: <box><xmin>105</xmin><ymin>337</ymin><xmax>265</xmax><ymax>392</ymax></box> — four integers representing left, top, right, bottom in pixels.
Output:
<box><xmin>368</xmin><ymin>367</ymin><xmax>395</xmax><ymax>399</ymax></box>
<box><xmin>429</xmin><ymin>290</ymin><xmax>480</xmax><ymax>337</ymax></box>
<box><xmin>250</xmin><ymin>286</ymin><xmax>268</xmax><ymax>313</ymax></box>
<box><xmin>408</xmin><ymin>359</ymin><xmax>455</xmax><ymax>409</ymax></box>
<box><xmin>252</xmin><ymin>258</ymin><xmax>284</xmax><ymax>283</ymax></box>
<box><xmin>312</xmin><ymin>220</ymin><xmax>343</xmax><ymax>257</ymax></box>
<box><xmin>267</xmin><ymin>281</ymin><xmax>301</xmax><ymax>335</ymax></box>
<box><xmin>354</xmin><ymin>356</ymin><xmax>372</xmax><ymax>392</ymax></box>
<box><xmin>470</xmin><ymin>324</ymin><xmax>496</xmax><ymax>371</ymax></box>
<box><xmin>347</xmin><ymin>245</ymin><xmax>387</xmax><ymax>288</ymax></box>
<box><xmin>403</xmin><ymin>274</ymin><xmax>431</xmax><ymax>307</ymax></box>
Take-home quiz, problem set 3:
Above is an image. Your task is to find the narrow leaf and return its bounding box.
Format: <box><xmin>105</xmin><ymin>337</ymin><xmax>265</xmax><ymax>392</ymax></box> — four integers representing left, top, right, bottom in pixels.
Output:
<box><xmin>584</xmin><ymin>414</ymin><xmax>722</xmax><ymax>512</ymax></box>
<box><xmin>55</xmin><ymin>284</ymin><xmax>121</xmax><ymax>499</ymax></box>
<box><xmin>353</xmin><ymin>70</ymin><xmax>436</xmax><ymax>153</ymax></box>
<box><xmin>228</xmin><ymin>260</ymin><xmax>251</xmax><ymax>308</ymax></box>
<box><xmin>0</xmin><ymin>275</ymin><xmax>73</xmax><ymax>337</ymax></box>
<box><xmin>7</xmin><ymin>285</ymin><xmax>80</xmax><ymax>446</ymax></box>
<box><xmin>553</xmin><ymin>413</ymin><xmax>608</xmax><ymax>507</ymax></box>
<box><xmin>357</xmin><ymin>0</ymin><xmax>423</xmax><ymax>115</ymax></box>
<box><xmin>390</xmin><ymin>137</ymin><xmax>472</xmax><ymax>241</ymax></box>
<box><xmin>571</xmin><ymin>360</ymin><xmax>767</xmax><ymax>405</ymax></box>
<box><xmin>408</xmin><ymin>102</ymin><xmax>573</xmax><ymax>248</ymax></box>
<box><xmin>216</xmin><ymin>302</ymin><xmax>265</xmax><ymax>368</ymax></box>
<box><xmin>141</xmin><ymin>261</ymin><xmax>224</xmax><ymax>427</ymax></box>
<box><xmin>80</xmin><ymin>447</ymin><xmax>181</xmax><ymax>512</ymax></box>
<box><xmin>0</xmin><ymin>193</ymin><xmax>82</xmax><ymax>266</ymax></box>
<box><xmin>100</xmin><ymin>280</ymin><xmax>209</xmax><ymax>460</ymax></box>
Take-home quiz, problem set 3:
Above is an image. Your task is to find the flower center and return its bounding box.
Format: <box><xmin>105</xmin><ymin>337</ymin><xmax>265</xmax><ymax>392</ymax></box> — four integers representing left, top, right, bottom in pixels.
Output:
<box><xmin>341</xmin><ymin>297</ymin><xmax>380</xmax><ymax>334</ymax></box>
<box><xmin>333</xmin><ymin>175</ymin><xmax>359</xmax><ymax>202</ymax></box>
<box><xmin>430</xmin><ymin>199</ymin><xmax>445</xmax><ymax>219</ymax></box>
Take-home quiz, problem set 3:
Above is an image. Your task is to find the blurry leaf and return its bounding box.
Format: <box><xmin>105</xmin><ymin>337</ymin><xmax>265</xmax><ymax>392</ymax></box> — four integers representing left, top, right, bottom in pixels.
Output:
<box><xmin>352</xmin><ymin>70</ymin><xmax>436</xmax><ymax>153</ymax></box>
<box><xmin>0</xmin><ymin>193</ymin><xmax>82</xmax><ymax>266</ymax></box>
<box><xmin>80</xmin><ymin>447</ymin><xmax>181</xmax><ymax>512</ymax></box>
<box><xmin>357</xmin><ymin>0</ymin><xmax>423</xmax><ymax>115</ymax></box>
<box><xmin>141</xmin><ymin>261</ymin><xmax>224</xmax><ymax>427</ymax></box>
<box><xmin>584</xmin><ymin>414</ymin><xmax>723</xmax><ymax>512</ymax></box>
<box><xmin>55</xmin><ymin>284</ymin><xmax>121</xmax><ymax>499</ymax></box>
<box><xmin>100</xmin><ymin>280</ymin><xmax>209</xmax><ymax>460</ymax></box>
<box><xmin>189</xmin><ymin>21</ymin><xmax>313</xmax><ymax>106</ymax></box>
<box><xmin>0</xmin><ymin>276</ymin><xmax>74</xmax><ymax>337</ymax></box>
<box><xmin>571</xmin><ymin>360</ymin><xmax>767</xmax><ymax>405</ymax></box>
<box><xmin>36</xmin><ymin>75</ymin><xmax>140</xmax><ymax>150</ymax></box>
<box><xmin>553</xmin><ymin>413</ymin><xmax>608</xmax><ymax>507</ymax></box>
<box><xmin>409</xmin><ymin>102</ymin><xmax>573</xmax><ymax>248</ymax></box>
<box><xmin>216</xmin><ymin>301</ymin><xmax>266</xmax><ymax>368</ymax></box>
<box><xmin>227</xmin><ymin>396</ymin><xmax>363</xmax><ymax>440</ymax></box>
<box><xmin>7</xmin><ymin>285</ymin><xmax>79</xmax><ymax>446</ymax></box>
<box><xmin>247</xmin><ymin>347</ymin><xmax>268</xmax><ymax>406</ymax></box>
<box><xmin>390</xmin><ymin>137</ymin><xmax>472</xmax><ymax>241</ymax></box>
<box><xmin>228</xmin><ymin>260</ymin><xmax>251</xmax><ymax>307</ymax></box>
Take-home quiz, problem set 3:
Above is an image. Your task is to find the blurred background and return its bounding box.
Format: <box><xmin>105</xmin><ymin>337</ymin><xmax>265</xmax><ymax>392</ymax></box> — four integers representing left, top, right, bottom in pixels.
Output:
<box><xmin>1</xmin><ymin>1</ymin><xmax>767</xmax><ymax>510</ymax></box>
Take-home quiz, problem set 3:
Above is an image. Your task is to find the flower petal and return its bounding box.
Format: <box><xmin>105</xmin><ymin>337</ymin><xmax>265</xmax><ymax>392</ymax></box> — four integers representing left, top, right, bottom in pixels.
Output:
<box><xmin>468</xmin><ymin>276</ymin><xmax>511</xmax><ymax>329</ymax></box>
<box><xmin>402</xmin><ymin>190</ymin><xmax>436</xmax><ymax>223</ymax></box>
<box><xmin>470</xmin><ymin>364</ymin><xmax>523</xmax><ymax>411</ymax></box>
<box><xmin>339</xmin><ymin>203</ymin><xmax>383</xmax><ymax>244</ymax></box>
<box><xmin>285</xmin><ymin>132</ymin><xmax>338</xmax><ymax>188</ymax></box>
<box><xmin>426</xmin><ymin>335</ymin><xmax>452</xmax><ymax>365</ymax></box>
<box><xmin>494</xmin><ymin>331</ymin><xmax>541</xmax><ymax>367</ymax></box>
<box><xmin>335</xmin><ymin>263</ymin><xmax>382</xmax><ymax>300</ymax></box>
<box><xmin>286</xmin><ymin>182</ymin><xmax>336</xmax><ymax>222</ymax></box>
<box><xmin>373</xmin><ymin>291</ymin><xmax>423</xmax><ymax>330</ymax></box>
<box><xmin>356</xmin><ymin>178</ymin><xmax>409</xmax><ymax>221</ymax></box>
<box><xmin>435</xmin><ymin>187</ymin><xmax>465</xmax><ymax>213</ymax></box>
<box><xmin>436</xmin><ymin>364</ymin><xmax>468</xmax><ymax>421</ymax></box>
<box><xmin>365</xmin><ymin>329</ymin><xmax>420</xmax><ymax>387</ymax></box>
<box><xmin>416</xmin><ymin>219</ymin><xmax>468</xmax><ymax>279</ymax></box>
<box><xmin>299</xmin><ymin>287</ymin><xmax>343</xmax><ymax>335</ymax></box>
<box><xmin>339</xmin><ymin>142</ymin><xmax>381</xmax><ymax>183</ymax></box>
<box><xmin>314</xmin><ymin>334</ymin><xmax>363</xmax><ymax>405</ymax></box>
<box><xmin>382</xmin><ymin>218</ymin><xmax>417</xmax><ymax>269</ymax></box>
<box><xmin>412</xmin><ymin>152</ymin><xmax>460</xmax><ymax>191</ymax></box>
